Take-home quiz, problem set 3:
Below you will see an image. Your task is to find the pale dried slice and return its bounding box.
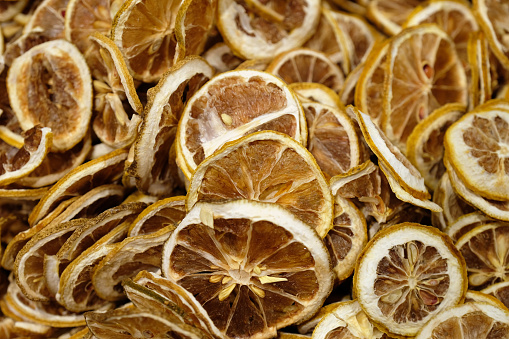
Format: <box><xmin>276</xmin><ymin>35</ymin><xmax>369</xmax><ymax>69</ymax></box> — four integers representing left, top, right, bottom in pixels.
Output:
<box><xmin>445</xmin><ymin>212</ymin><xmax>494</xmax><ymax>243</ymax></box>
<box><xmin>85</xmin><ymin>305</ymin><xmax>205</xmax><ymax>339</ymax></box>
<box><xmin>352</xmin><ymin>106</ymin><xmax>431</xmax><ymax>200</ymax></box>
<box><xmin>415</xmin><ymin>302</ymin><xmax>509</xmax><ymax>338</ymax></box>
<box><xmin>468</xmin><ymin>31</ymin><xmax>493</xmax><ymax>110</ymax></box>
<box><xmin>28</xmin><ymin>148</ymin><xmax>128</xmax><ymax>226</ymax></box>
<box><xmin>216</xmin><ymin>0</ymin><xmax>321</xmax><ymax>59</ymax></box>
<box><xmin>312</xmin><ymin>300</ymin><xmax>388</xmax><ymax>339</ymax></box>
<box><xmin>354</xmin><ymin>223</ymin><xmax>467</xmax><ymax>337</ymax></box>
<box><xmin>162</xmin><ymin>200</ymin><xmax>334</xmax><ymax>339</ymax></box>
<box><xmin>445</xmin><ymin>108</ymin><xmax>509</xmax><ymax>201</ymax></box>
<box><xmin>474</xmin><ymin>0</ymin><xmax>509</xmax><ymax>69</ymax></box>
<box><xmin>56</xmin><ymin>221</ymin><xmax>129</xmax><ymax>312</ymax></box>
<box><xmin>382</xmin><ymin>24</ymin><xmax>467</xmax><ymax>151</ymax></box>
<box><xmin>482</xmin><ymin>282</ymin><xmax>509</xmax><ymax>310</ymax></box>
<box><xmin>456</xmin><ymin>222</ymin><xmax>509</xmax><ymax>289</ymax></box>
<box><xmin>202</xmin><ymin>42</ymin><xmax>243</xmax><ymax>73</ymax></box>
<box><xmin>367</xmin><ymin>0</ymin><xmax>423</xmax><ymax>35</ymax></box>
<box><xmin>111</xmin><ymin>0</ymin><xmax>183</xmax><ymax>82</ymax></box>
<box><xmin>235</xmin><ymin>58</ymin><xmax>271</xmax><ymax>71</ymax></box>
<box><xmin>186</xmin><ymin>131</ymin><xmax>333</xmax><ymax>238</ymax></box>
<box><xmin>10</xmin><ymin>321</ymin><xmax>53</xmax><ymax>337</ymax></box>
<box><xmin>0</xmin><ymin>126</ymin><xmax>52</xmax><ymax>186</ymax></box>
<box><xmin>303</xmin><ymin>7</ymin><xmax>351</xmax><ymax>74</ymax></box>
<box><xmin>331</xmin><ymin>0</ymin><xmax>367</xmax><ymax>15</ymax></box>
<box><xmin>7</xmin><ymin>39</ymin><xmax>92</xmax><ymax>152</ymax></box>
<box><xmin>431</xmin><ymin>172</ymin><xmax>476</xmax><ymax>230</ymax></box>
<box><xmin>406</xmin><ymin>103</ymin><xmax>465</xmax><ymax>191</ymax></box>
<box><xmin>92</xmin><ymin>226</ymin><xmax>174</xmax><ymax>301</ymax></box>
<box><xmin>176</xmin><ymin>70</ymin><xmax>307</xmax><ymax>179</ymax></box>
<box><xmin>325</xmin><ymin>196</ymin><xmax>367</xmax><ymax>282</ymax></box>
<box><xmin>124</xmin><ymin>56</ymin><xmax>214</xmax><ymax>196</ymax></box>
<box><xmin>266</xmin><ymin>48</ymin><xmax>344</xmax><ymax>92</ymax></box>
<box><xmin>340</xmin><ymin>61</ymin><xmax>364</xmax><ymax>106</ymax></box>
<box><xmin>303</xmin><ymin>102</ymin><xmax>361</xmax><ymax>178</ymax></box>
<box><xmin>465</xmin><ymin>290</ymin><xmax>509</xmax><ymax>309</ymax></box>
<box><xmin>288</xmin><ymin>82</ymin><xmax>343</xmax><ymax>109</ymax></box>
<box><xmin>296</xmin><ymin>301</ymin><xmax>341</xmax><ymax>335</ymax></box>
<box><xmin>0</xmin><ymin>0</ymin><xmax>28</xmax><ymax>23</ymax></box>
<box><xmin>128</xmin><ymin>196</ymin><xmax>186</xmax><ymax>236</ymax></box>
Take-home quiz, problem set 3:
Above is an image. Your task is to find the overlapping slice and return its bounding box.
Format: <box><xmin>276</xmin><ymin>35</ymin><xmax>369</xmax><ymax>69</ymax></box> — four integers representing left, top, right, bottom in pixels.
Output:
<box><xmin>186</xmin><ymin>131</ymin><xmax>333</xmax><ymax>237</ymax></box>
<box><xmin>415</xmin><ymin>302</ymin><xmax>509</xmax><ymax>338</ymax></box>
<box><xmin>125</xmin><ymin>56</ymin><xmax>214</xmax><ymax>196</ymax></box>
<box><xmin>468</xmin><ymin>31</ymin><xmax>493</xmax><ymax>109</ymax></box>
<box><xmin>266</xmin><ymin>48</ymin><xmax>344</xmax><ymax>92</ymax></box>
<box><xmin>482</xmin><ymin>282</ymin><xmax>509</xmax><ymax>310</ymax></box>
<box><xmin>445</xmin><ymin>211</ymin><xmax>493</xmax><ymax>243</ymax></box>
<box><xmin>128</xmin><ymin>196</ymin><xmax>186</xmax><ymax>236</ymax></box>
<box><xmin>354</xmin><ymin>223</ymin><xmax>467</xmax><ymax>337</ymax></box>
<box><xmin>216</xmin><ymin>0</ymin><xmax>321</xmax><ymax>59</ymax></box>
<box><xmin>203</xmin><ymin>43</ymin><xmax>243</xmax><ymax>73</ymax></box>
<box><xmin>162</xmin><ymin>200</ymin><xmax>334</xmax><ymax>339</ymax></box>
<box><xmin>176</xmin><ymin>70</ymin><xmax>307</xmax><ymax>179</ymax></box>
<box><xmin>382</xmin><ymin>24</ymin><xmax>468</xmax><ymax>151</ymax></box>
<box><xmin>367</xmin><ymin>0</ymin><xmax>422</xmax><ymax>35</ymax></box>
<box><xmin>7</xmin><ymin>39</ymin><xmax>92</xmax><ymax>152</ymax></box>
<box><xmin>288</xmin><ymin>82</ymin><xmax>343</xmax><ymax>109</ymax></box>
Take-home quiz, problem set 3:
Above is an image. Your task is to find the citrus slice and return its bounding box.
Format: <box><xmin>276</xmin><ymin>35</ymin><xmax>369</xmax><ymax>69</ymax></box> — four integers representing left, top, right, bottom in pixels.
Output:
<box><xmin>367</xmin><ymin>0</ymin><xmax>422</xmax><ymax>35</ymax></box>
<box><xmin>456</xmin><ymin>222</ymin><xmax>509</xmax><ymax>289</ymax></box>
<box><xmin>235</xmin><ymin>58</ymin><xmax>271</xmax><ymax>71</ymax></box>
<box><xmin>111</xmin><ymin>0</ymin><xmax>182</xmax><ymax>82</ymax></box>
<box><xmin>266</xmin><ymin>48</ymin><xmax>345</xmax><ymax>92</ymax></box>
<box><xmin>28</xmin><ymin>148</ymin><xmax>128</xmax><ymax>226</ymax></box>
<box><xmin>354</xmin><ymin>222</ymin><xmax>467</xmax><ymax>337</ymax></box>
<box><xmin>331</xmin><ymin>0</ymin><xmax>367</xmax><ymax>15</ymax></box>
<box><xmin>128</xmin><ymin>196</ymin><xmax>186</xmax><ymax>237</ymax></box>
<box><xmin>474</xmin><ymin>0</ymin><xmax>509</xmax><ymax>69</ymax></box>
<box><xmin>288</xmin><ymin>82</ymin><xmax>343</xmax><ymax>109</ymax></box>
<box><xmin>403</xmin><ymin>0</ymin><xmax>479</xmax><ymax>71</ymax></box>
<box><xmin>445</xmin><ymin>211</ymin><xmax>494</xmax><ymax>243</ymax></box>
<box><xmin>296</xmin><ymin>301</ymin><xmax>342</xmax><ymax>335</ymax></box>
<box><xmin>85</xmin><ymin>304</ymin><xmax>205</xmax><ymax>339</ymax></box>
<box><xmin>312</xmin><ymin>300</ymin><xmax>388</xmax><ymax>339</ymax></box>
<box><xmin>382</xmin><ymin>24</ymin><xmax>468</xmax><ymax>151</ymax></box>
<box><xmin>304</xmin><ymin>102</ymin><xmax>361</xmax><ymax>178</ymax></box>
<box><xmin>325</xmin><ymin>196</ymin><xmax>367</xmax><ymax>282</ymax></box>
<box><xmin>162</xmin><ymin>200</ymin><xmax>334</xmax><ymax>339</ymax></box>
<box><xmin>124</xmin><ymin>56</ymin><xmax>214</xmax><ymax>196</ymax></box>
<box><xmin>92</xmin><ymin>226</ymin><xmax>174</xmax><ymax>301</ymax></box>
<box><xmin>415</xmin><ymin>302</ymin><xmax>509</xmax><ymax>338</ymax></box>
<box><xmin>0</xmin><ymin>0</ymin><xmax>28</xmax><ymax>23</ymax></box>
<box><xmin>482</xmin><ymin>282</ymin><xmax>509</xmax><ymax>310</ymax></box>
<box><xmin>202</xmin><ymin>42</ymin><xmax>244</xmax><ymax>73</ymax></box>
<box><xmin>0</xmin><ymin>126</ymin><xmax>52</xmax><ymax>186</ymax></box>
<box><xmin>175</xmin><ymin>70</ymin><xmax>307</xmax><ymax>179</ymax></box>
<box><xmin>445</xmin><ymin>108</ymin><xmax>509</xmax><ymax>201</ymax></box>
<box><xmin>406</xmin><ymin>103</ymin><xmax>465</xmax><ymax>191</ymax></box>
<box><xmin>340</xmin><ymin>62</ymin><xmax>364</xmax><ymax>105</ymax></box>
<box><xmin>468</xmin><ymin>31</ymin><xmax>493</xmax><ymax>109</ymax></box>
<box><xmin>216</xmin><ymin>0</ymin><xmax>321</xmax><ymax>59</ymax></box>
<box><xmin>431</xmin><ymin>172</ymin><xmax>476</xmax><ymax>230</ymax></box>
<box><xmin>303</xmin><ymin>7</ymin><xmax>351</xmax><ymax>74</ymax></box>
<box><xmin>186</xmin><ymin>131</ymin><xmax>333</xmax><ymax>238</ymax></box>
<box><xmin>464</xmin><ymin>290</ymin><xmax>509</xmax><ymax>309</ymax></box>
<box><xmin>352</xmin><ymin>106</ymin><xmax>431</xmax><ymax>200</ymax></box>
<box><xmin>7</xmin><ymin>39</ymin><xmax>92</xmax><ymax>152</ymax></box>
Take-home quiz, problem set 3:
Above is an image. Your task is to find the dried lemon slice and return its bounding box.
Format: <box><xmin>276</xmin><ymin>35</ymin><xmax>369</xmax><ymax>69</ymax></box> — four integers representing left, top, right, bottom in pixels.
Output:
<box><xmin>468</xmin><ymin>31</ymin><xmax>493</xmax><ymax>109</ymax></box>
<box><xmin>367</xmin><ymin>0</ymin><xmax>422</xmax><ymax>35</ymax></box>
<box><xmin>354</xmin><ymin>222</ymin><xmax>467</xmax><ymax>337</ymax></box>
<box><xmin>216</xmin><ymin>0</ymin><xmax>320</xmax><ymax>59</ymax></box>
<box><xmin>266</xmin><ymin>48</ymin><xmax>345</xmax><ymax>93</ymax></box>
<box><xmin>7</xmin><ymin>39</ymin><xmax>92</xmax><ymax>152</ymax></box>
<box><xmin>445</xmin><ymin>211</ymin><xmax>494</xmax><ymax>243</ymax></box>
<box><xmin>465</xmin><ymin>290</ymin><xmax>509</xmax><ymax>309</ymax></box>
<box><xmin>162</xmin><ymin>200</ymin><xmax>334</xmax><ymax>339</ymax></box>
<box><xmin>128</xmin><ymin>196</ymin><xmax>186</xmax><ymax>237</ymax></box>
<box><xmin>186</xmin><ymin>131</ymin><xmax>333</xmax><ymax>238</ymax></box>
<box><xmin>482</xmin><ymin>282</ymin><xmax>509</xmax><ymax>310</ymax></box>
<box><xmin>203</xmin><ymin>42</ymin><xmax>243</xmax><ymax>73</ymax></box>
<box><xmin>175</xmin><ymin>70</ymin><xmax>307</xmax><ymax>179</ymax></box>
<box><xmin>288</xmin><ymin>82</ymin><xmax>343</xmax><ymax>109</ymax></box>
<box><xmin>415</xmin><ymin>302</ymin><xmax>509</xmax><ymax>338</ymax></box>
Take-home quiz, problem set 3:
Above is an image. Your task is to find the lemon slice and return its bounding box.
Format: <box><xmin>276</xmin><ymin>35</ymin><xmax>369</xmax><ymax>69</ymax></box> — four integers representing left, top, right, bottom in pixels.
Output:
<box><xmin>445</xmin><ymin>211</ymin><xmax>494</xmax><ymax>243</ymax></box>
<box><xmin>465</xmin><ymin>290</ymin><xmax>509</xmax><ymax>309</ymax></box>
<box><xmin>288</xmin><ymin>82</ymin><xmax>343</xmax><ymax>109</ymax></box>
<box><xmin>468</xmin><ymin>31</ymin><xmax>493</xmax><ymax>109</ymax></box>
<box><xmin>128</xmin><ymin>196</ymin><xmax>186</xmax><ymax>237</ymax></box>
<box><xmin>482</xmin><ymin>282</ymin><xmax>509</xmax><ymax>311</ymax></box>
<box><xmin>340</xmin><ymin>62</ymin><xmax>364</xmax><ymax>106</ymax></box>
<box><xmin>203</xmin><ymin>42</ymin><xmax>244</xmax><ymax>73</ymax></box>
<box><xmin>354</xmin><ymin>222</ymin><xmax>467</xmax><ymax>337</ymax></box>
<box><xmin>7</xmin><ymin>39</ymin><xmax>92</xmax><ymax>152</ymax></box>
<box><xmin>367</xmin><ymin>0</ymin><xmax>422</xmax><ymax>35</ymax></box>
<box><xmin>162</xmin><ymin>200</ymin><xmax>334</xmax><ymax>339</ymax></box>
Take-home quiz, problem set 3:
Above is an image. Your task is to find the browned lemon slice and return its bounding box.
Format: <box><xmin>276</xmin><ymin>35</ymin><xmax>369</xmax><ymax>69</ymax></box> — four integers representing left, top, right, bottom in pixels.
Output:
<box><xmin>341</xmin><ymin>62</ymin><xmax>365</xmax><ymax>106</ymax></box>
<box><xmin>7</xmin><ymin>39</ymin><xmax>92</xmax><ymax>152</ymax></box>
<box><xmin>445</xmin><ymin>211</ymin><xmax>494</xmax><ymax>243</ymax></box>
<box><xmin>216</xmin><ymin>0</ymin><xmax>320</xmax><ymax>59</ymax></box>
<box><xmin>367</xmin><ymin>0</ymin><xmax>423</xmax><ymax>35</ymax></box>
<box><xmin>128</xmin><ymin>196</ymin><xmax>186</xmax><ymax>236</ymax></box>
<box><xmin>465</xmin><ymin>290</ymin><xmax>509</xmax><ymax>309</ymax></box>
<box><xmin>296</xmin><ymin>301</ymin><xmax>342</xmax><ymax>335</ymax></box>
<box><xmin>175</xmin><ymin>70</ymin><xmax>307</xmax><ymax>179</ymax></box>
<box><xmin>266</xmin><ymin>48</ymin><xmax>345</xmax><ymax>93</ymax></box>
<box><xmin>92</xmin><ymin>226</ymin><xmax>174</xmax><ymax>301</ymax></box>
<box><xmin>162</xmin><ymin>200</ymin><xmax>334</xmax><ymax>339</ymax></box>
<box><xmin>415</xmin><ymin>302</ymin><xmax>509</xmax><ymax>338</ymax></box>
<box><xmin>482</xmin><ymin>282</ymin><xmax>509</xmax><ymax>310</ymax></box>
<box><xmin>202</xmin><ymin>42</ymin><xmax>244</xmax><ymax>73</ymax></box>
<box><xmin>124</xmin><ymin>56</ymin><xmax>214</xmax><ymax>196</ymax></box>
<box><xmin>186</xmin><ymin>131</ymin><xmax>333</xmax><ymax>238</ymax></box>
<box><xmin>382</xmin><ymin>24</ymin><xmax>467</xmax><ymax>151</ymax></box>
<box><xmin>456</xmin><ymin>222</ymin><xmax>509</xmax><ymax>289</ymax></box>
<box><xmin>406</xmin><ymin>103</ymin><xmax>465</xmax><ymax>191</ymax></box>
<box><xmin>288</xmin><ymin>82</ymin><xmax>343</xmax><ymax>109</ymax></box>
<box><xmin>354</xmin><ymin>223</ymin><xmax>467</xmax><ymax>338</ymax></box>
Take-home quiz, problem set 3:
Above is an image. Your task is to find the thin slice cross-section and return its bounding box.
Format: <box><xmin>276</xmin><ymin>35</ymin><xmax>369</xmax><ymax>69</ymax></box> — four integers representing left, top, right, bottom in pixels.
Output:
<box><xmin>128</xmin><ymin>196</ymin><xmax>186</xmax><ymax>236</ymax></box>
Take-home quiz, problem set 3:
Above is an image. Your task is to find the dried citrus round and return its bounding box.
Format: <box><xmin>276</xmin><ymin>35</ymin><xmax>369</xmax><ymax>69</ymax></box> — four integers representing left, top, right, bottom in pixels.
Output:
<box><xmin>162</xmin><ymin>200</ymin><xmax>334</xmax><ymax>339</ymax></box>
<box><xmin>202</xmin><ymin>42</ymin><xmax>243</xmax><ymax>73</ymax></box>
<box><xmin>464</xmin><ymin>289</ymin><xmax>508</xmax><ymax>309</ymax></box>
<box><xmin>482</xmin><ymin>282</ymin><xmax>509</xmax><ymax>310</ymax></box>
<box><xmin>186</xmin><ymin>131</ymin><xmax>333</xmax><ymax>237</ymax></box>
<box><xmin>367</xmin><ymin>0</ymin><xmax>422</xmax><ymax>35</ymax></box>
<box><xmin>7</xmin><ymin>39</ymin><xmax>92</xmax><ymax>152</ymax></box>
<box><xmin>445</xmin><ymin>211</ymin><xmax>494</xmax><ymax>243</ymax></box>
<box><xmin>288</xmin><ymin>82</ymin><xmax>343</xmax><ymax>109</ymax></box>
<box><xmin>467</xmin><ymin>31</ymin><xmax>493</xmax><ymax>108</ymax></box>
<box><xmin>354</xmin><ymin>223</ymin><xmax>467</xmax><ymax>337</ymax></box>
<box><xmin>129</xmin><ymin>196</ymin><xmax>186</xmax><ymax>237</ymax></box>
